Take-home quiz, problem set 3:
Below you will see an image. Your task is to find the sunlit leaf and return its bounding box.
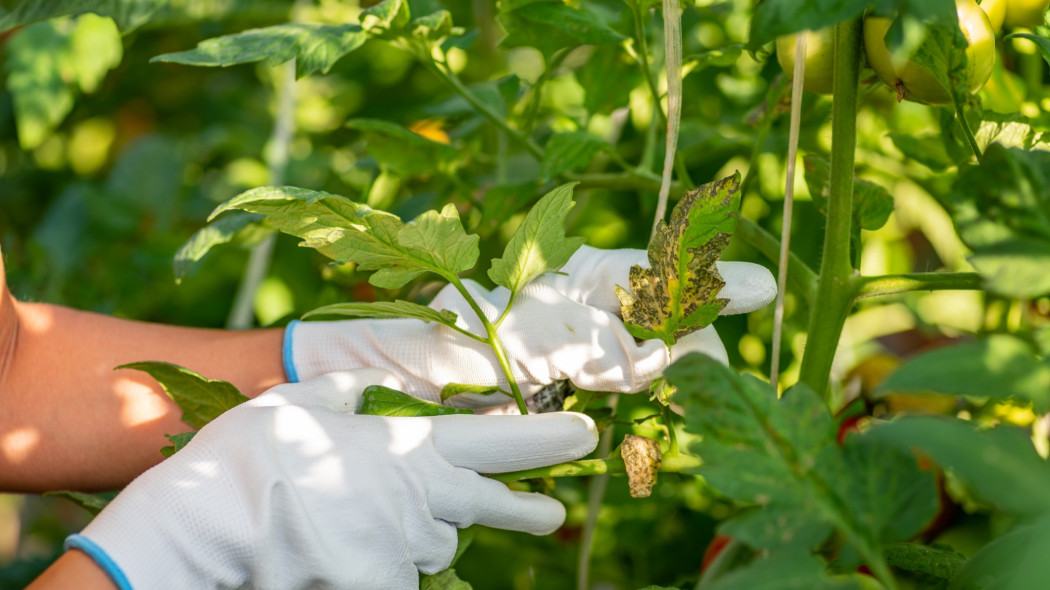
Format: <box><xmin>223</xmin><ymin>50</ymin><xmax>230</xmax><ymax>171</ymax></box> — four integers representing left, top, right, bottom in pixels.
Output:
<box><xmin>118</xmin><ymin>361</ymin><xmax>248</xmax><ymax>429</ymax></box>
<box><xmin>440</xmin><ymin>382</ymin><xmax>504</xmax><ymax>402</ymax></box>
<box><xmin>151</xmin><ymin>23</ymin><xmax>366</xmax><ymax>79</ymax></box>
<box><xmin>174</xmin><ymin>212</ymin><xmax>262</xmax><ymax>282</ymax></box>
<box><xmin>488</xmin><ymin>183</ymin><xmax>584</xmax><ymax>294</ymax></box>
<box><xmin>359</xmin><ymin>385</ymin><xmax>472</xmax><ymax>417</ymax></box>
<box><xmin>5</xmin><ymin>20</ymin><xmax>75</xmax><ymax>149</ymax></box>
<box><xmin>360</xmin><ymin>0</ymin><xmax>411</xmax><ymax>37</ymax></box>
<box><xmin>617</xmin><ymin>173</ymin><xmax>740</xmax><ymax>346</ymax></box>
<box><xmin>302</xmin><ymin>300</ymin><xmax>459</xmax><ymax>327</ymax></box>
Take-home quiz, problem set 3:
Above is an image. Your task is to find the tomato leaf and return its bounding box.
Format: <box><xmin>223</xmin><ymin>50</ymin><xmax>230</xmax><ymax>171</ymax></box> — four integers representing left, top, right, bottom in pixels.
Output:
<box><xmin>875</xmin><ymin>335</ymin><xmax>1050</xmax><ymax>412</ymax></box>
<box><xmin>360</xmin><ymin>0</ymin><xmax>411</xmax><ymax>38</ymax></box>
<box><xmin>420</xmin><ymin>568</ymin><xmax>473</xmax><ymax>590</ymax></box>
<box><xmin>439</xmin><ymin>382</ymin><xmax>504</xmax><ymax>402</ymax></box>
<box><xmin>346</xmin><ymin>118</ymin><xmax>461</xmax><ymax>177</ymax></box>
<box><xmin>541</xmin><ymin>132</ymin><xmax>606</xmax><ymax>181</ymax></box>
<box><xmin>0</xmin><ymin>0</ymin><xmax>164</xmax><ymax>33</ymax></box>
<box><xmin>488</xmin><ymin>182</ymin><xmax>584</xmax><ymax>295</ymax></box>
<box><xmin>160</xmin><ymin>431</ymin><xmax>197</xmax><ymax>458</ymax></box>
<box><xmin>669</xmin><ymin>354</ymin><xmax>938</xmax><ymax>560</ymax></box>
<box><xmin>803</xmin><ymin>155</ymin><xmax>894</xmax><ymax>231</ymax></box>
<box><xmin>870</xmin><ymin>416</ymin><xmax>1050</xmax><ymax>516</ymax></box>
<box><xmin>904</xmin><ymin>19</ymin><xmax>970</xmax><ymax>107</ymax></box>
<box><xmin>948</xmin><ymin>514</ymin><xmax>1050</xmax><ymax>590</ymax></box>
<box><xmin>701</xmin><ymin>552</ymin><xmax>852</xmax><ymax>590</ymax></box>
<box><xmin>1006</xmin><ymin>32</ymin><xmax>1050</xmax><ymax>69</ymax></box>
<box><xmin>302</xmin><ymin>301</ymin><xmax>459</xmax><ymax>327</ymax></box>
<box><xmin>947</xmin><ymin>145</ymin><xmax>1050</xmax><ymax>298</ymax></box>
<box><xmin>617</xmin><ymin>172</ymin><xmax>740</xmax><ymax>346</ymax></box>
<box><xmin>117</xmin><ymin>361</ymin><xmax>248</xmax><ymax>429</ymax></box>
<box><xmin>152</xmin><ymin>23</ymin><xmax>367</xmax><ymax>79</ymax></box>
<box><xmin>883</xmin><ymin>543</ymin><xmax>967</xmax><ymax>582</ymax></box>
<box><xmin>210</xmin><ymin>187</ymin><xmax>480</xmax><ymax>288</ymax></box>
<box><xmin>498</xmin><ymin>0</ymin><xmax>626</xmax><ymax>57</ymax></box>
<box><xmin>174</xmin><ymin>212</ymin><xmax>262</xmax><ymax>282</ymax></box>
<box><xmin>359</xmin><ymin>385</ymin><xmax>473</xmax><ymax>417</ymax></box>
<box><xmin>42</xmin><ymin>491</ymin><xmax>112</xmax><ymax>516</ymax></box>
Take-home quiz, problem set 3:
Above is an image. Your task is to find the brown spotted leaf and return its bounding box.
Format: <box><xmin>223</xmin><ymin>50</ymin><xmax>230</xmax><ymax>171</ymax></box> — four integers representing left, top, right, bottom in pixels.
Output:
<box><xmin>621</xmin><ymin>434</ymin><xmax>663</xmax><ymax>498</ymax></box>
<box><xmin>617</xmin><ymin>172</ymin><xmax>741</xmax><ymax>345</ymax></box>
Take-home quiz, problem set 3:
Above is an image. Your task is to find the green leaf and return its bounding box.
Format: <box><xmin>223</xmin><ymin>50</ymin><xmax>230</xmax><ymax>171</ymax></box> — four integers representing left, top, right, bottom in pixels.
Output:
<box><xmin>974</xmin><ymin>114</ymin><xmax>1050</xmax><ymax>153</ymax></box>
<box><xmin>117</xmin><ymin>361</ymin><xmax>248</xmax><ymax>429</ymax></box>
<box><xmin>883</xmin><ymin>543</ymin><xmax>967</xmax><ymax>582</ymax></box>
<box><xmin>948</xmin><ymin>514</ymin><xmax>1050</xmax><ymax>590</ymax></box>
<box><xmin>42</xmin><ymin>490</ymin><xmax>112</xmax><ymax>516</ymax></box>
<box><xmin>1006</xmin><ymin>32</ymin><xmax>1050</xmax><ymax>68</ymax></box>
<box><xmin>209</xmin><ymin>186</ymin><xmax>479</xmax><ymax>289</ymax></box>
<box><xmin>684</xmin><ymin>45</ymin><xmax>744</xmax><ymax>72</ymax></box>
<box><xmin>668</xmin><ymin>354</ymin><xmax>938</xmax><ymax>561</ymax></box>
<box><xmin>904</xmin><ymin>17</ymin><xmax>970</xmax><ymax>107</ymax></box>
<box><xmin>302</xmin><ymin>300</ymin><xmax>459</xmax><ymax>327</ymax></box>
<box><xmin>346</xmin><ymin>119</ymin><xmax>461</xmax><ymax>177</ymax></box>
<box><xmin>411</xmin><ymin>10</ymin><xmax>454</xmax><ymax>43</ymax></box>
<box><xmin>359</xmin><ymin>385</ymin><xmax>473</xmax><ymax>417</ymax></box>
<box><xmin>488</xmin><ymin>182</ymin><xmax>584</xmax><ymax>294</ymax></box>
<box><xmin>360</xmin><ymin>0</ymin><xmax>411</xmax><ymax>38</ymax></box>
<box><xmin>577</xmin><ymin>44</ymin><xmax>642</xmax><ymax>114</ymax></box>
<box><xmin>947</xmin><ymin>145</ymin><xmax>1050</xmax><ymax>298</ymax></box>
<box><xmin>151</xmin><ymin>23</ymin><xmax>367</xmax><ymax>79</ymax></box>
<box><xmin>748</xmin><ymin>0</ymin><xmax>872</xmax><ymax>49</ymax></box>
<box><xmin>0</xmin><ymin>0</ymin><xmax>165</xmax><ymax>33</ymax></box>
<box><xmin>617</xmin><ymin>173</ymin><xmax>741</xmax><ymax>346</ymax></box>
<box><xmin>420</xmin><ymin>568</ymin><xmax>473</xmax><ymax>590</ymax></box>
<box><xmin>174</xmin><ymin>212</ymin><xmax>260</xmax><ymax>282</ymax></box>
<box><xmin>440</xmin><ymin>382</ymin><xmax>504</xmax><ymax>402</ymax></box>
<box><xmin>803</xmin><ymin>155</ymin><xmax>894</xmax><ymax>231</ymax></box>
<box><xmin>875</xmin><ymin>335</ymin><xmax>1050</xmax><ymax>412</ymax></box>
<box><xmin>869</xmin><ymin>416</ymin><xmax>1050</xmax><ymax>517</ymax></box>
<box><xmin>71</xmin><ymin>14</ymin><xmax>122</xmax><ymax>93</ymax></box>
<box><xmin>888</xmin><ymin>133</ymin><xmax>956</xmax><ymax>172</ymax></box>
<box><xmin>541</xmin><ymin>132</ymin><xmax>606</xmax><ymax>181</ymax></box>
<box><xmin>705</xmin><ymin>552</ymin><xmax>856</xmax><ymax>590</ymax></box>
<box><xmin>160</xmin><ymin>431</ymin><xmax>197</xmax><ymax>458</ymax></box>
<box><xmin>499</xmin><ymin>0</ymin><xmax>626</xmax><ymax>57</ymax></box>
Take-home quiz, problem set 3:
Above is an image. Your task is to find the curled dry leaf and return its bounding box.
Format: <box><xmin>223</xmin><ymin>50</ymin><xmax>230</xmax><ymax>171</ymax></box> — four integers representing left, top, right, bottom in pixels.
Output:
<box><xmin>621</xmin><ymin>433</ymin><xmax>663</xmax><ymax>498</ymax></box>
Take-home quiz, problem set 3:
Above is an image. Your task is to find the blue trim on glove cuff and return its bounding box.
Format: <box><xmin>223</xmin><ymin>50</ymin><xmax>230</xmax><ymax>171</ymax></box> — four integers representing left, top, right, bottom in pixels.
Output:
<box><xmin>65</xmin><ymin>534</ymin><xmax>133</xmax><ymax>590</ymax></box>
<box><xmin>283</xmin><ymin>320</ymin><xmax>300</xmax><ymax>383</ymax></box>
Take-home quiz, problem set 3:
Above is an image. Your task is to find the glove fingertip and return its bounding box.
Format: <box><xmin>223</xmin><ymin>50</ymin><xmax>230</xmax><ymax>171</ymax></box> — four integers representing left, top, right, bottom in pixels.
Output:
<box><xmin>716</xmin><ymin>262</ymin><xmax>777</xmax><ymax>315</ymax></box>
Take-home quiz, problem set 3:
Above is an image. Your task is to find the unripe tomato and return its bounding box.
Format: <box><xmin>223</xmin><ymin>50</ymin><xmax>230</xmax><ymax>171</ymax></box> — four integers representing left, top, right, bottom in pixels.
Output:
<box><xmin>864</xmin><ymin>0</ymin><xmax>996</xmax><ymax>104</ymax></box>
<box><xmin>1004</xmin><ymin>0</ymin><xmax>1050</xmax><ymax>28</ymax></box>
<box><xmin>776</xmin><ymin>28</ymin><xmax>836</xmax><ymax>94</ymax></box>
<box><xmin>981</xmin><ymin>0</ymin><xmax>1007</xmax><ymax>31</ymax></box>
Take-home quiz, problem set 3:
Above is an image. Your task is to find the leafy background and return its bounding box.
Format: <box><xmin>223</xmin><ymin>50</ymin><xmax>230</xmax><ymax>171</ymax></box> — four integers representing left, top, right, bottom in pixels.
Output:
<box><xmin>1</xmin><ymin>0</ymin><xmax>1049</xmax><ymax>587</ymax></box>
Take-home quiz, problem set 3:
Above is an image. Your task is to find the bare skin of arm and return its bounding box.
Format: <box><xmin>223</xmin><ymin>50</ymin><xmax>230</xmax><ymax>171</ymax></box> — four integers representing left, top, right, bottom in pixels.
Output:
<box><xmin>0</xmin><ymin>253</ymin><xmax>286</xmax><ymax>493</ymax></box>
<box><xmin>26</xmin><ymin>551</ymin><xmax>118</xmax><ymax>590</ymax></box>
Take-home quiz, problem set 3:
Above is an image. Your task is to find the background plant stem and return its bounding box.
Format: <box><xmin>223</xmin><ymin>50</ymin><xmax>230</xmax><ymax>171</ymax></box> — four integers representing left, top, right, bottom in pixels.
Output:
<box><xmin>797</xmin><ymin>19</ymin><xmax>862</xmax><ymax>400</ymax></box>
<box><xmin>854</xmin><ymin>272</ymin><xmax>983</xmax><ymax>299</ymax></box>
<box><xmin>491</xmin><ymin>452</ymin><xmax>702</xmax><ymax>482</ymax></box>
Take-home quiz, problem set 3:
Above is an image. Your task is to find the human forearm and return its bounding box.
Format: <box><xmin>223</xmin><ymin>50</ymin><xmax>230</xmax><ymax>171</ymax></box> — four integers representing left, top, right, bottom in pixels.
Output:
<box><xmin>0</xmin><ymin>288</ymin><xmax>285</xmax><ymax>492</ymax></box>
<box><xmin>26</xmin><ymin>550</ymin><xmax>118</xmax><ymax>590</ymax></box>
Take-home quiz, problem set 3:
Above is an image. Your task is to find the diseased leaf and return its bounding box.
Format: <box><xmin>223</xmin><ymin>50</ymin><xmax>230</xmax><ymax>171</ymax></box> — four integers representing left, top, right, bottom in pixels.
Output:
<box><xmin>359</xmin><ymin>385</ymin><xmax>473</xmax><ymax>417</ymax></box>
<box><xmin>209</xmin><ymin>186</ymin><xmax>479</xmax><ymax>288</ymax></box>
<box><xmin>499</xmin><ymin>0</ymin><xmax>626</xmax><ymax>57</ymax></box>
<box><xmin>804</xmin><ymin>155</ymin><xmax>894</xmax><ymax>231</ymax></box>
<box><xmin>347</xmin><ymin>119</ymin><xmax>460</xmax><ymax>177</ymax></box>
<box><xmin>174</xmin><ymin>212</ymin><xmax>261</xmax><ymax>282</ymax></box>
<box><xmin>440</xmin><ymin>382</ymin><xmax>504</xmax><ymax>402</ymax></box>
<box><xmin>488</xmin><ymin>183</ymin><xmax>584</xmax><ymax>294</ymax></box>
<box><xmin>947</xmin><ymin>145</ymin><xmax>1050</xmax><ymax>298</ymax></box>
<box><xmin>621</xmin><ymin>434</ymin><xmax>662</xmax><ymax>498</ymax></box>
<box><xmin>160</xmin><ymin>431</ymin><xmax>197</xmax><ymax>458</ymax></box>
<box><xmin>43</xmin><ymin>491</ymin><xmax>112</xmax><ymax>516</ymax></box>
<box><xmin>617</xmin><ymin>173</ymin><xmax>740</xmax><ymax>346</ymax></box>
<box><xmin>118</xmin><ymin>361</ymin><xmax>248</xmax><ymax>429</ymax></box>
<box><xmin>151</xmin><ymin>23</ymin><xmax>367</xmax><ymax>79</ymax></box>
<box><xmin>883</xmin><ymin>543</ymin><xmax>967</xmax><ymax>581</ymax></box>
<box><xmin>870</xmin><ymin>417</ymin><xmax>1050</xmax><ymax>517</ymax></box>
<box><xmin>668</xmin><ymin>354</ymin><xmax>938</xmax><ymax>562</ymax></box>
<box><xmin>302</xmin><ymin>301</ymin><xmax>459</xmax><ymax>328</ymax></box>
<box><xmin>875</xmin><ymin>335</ymin><xmax>1050</xmax><ymax>412</ymax></box>
<box><xmin>541</xmin><ymin>132</ymin><xmax>606</xmax><ymax>181</ymax></box>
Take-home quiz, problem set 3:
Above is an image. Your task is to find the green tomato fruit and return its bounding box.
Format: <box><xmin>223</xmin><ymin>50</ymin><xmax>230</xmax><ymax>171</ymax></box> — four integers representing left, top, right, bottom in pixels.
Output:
<box><xmin>1004</xmin><ymin>0</ymin><xmax>1050</xmax><ymax>28</ymax></box>
<box><xmin>776</xmin><ymin>28</ymin><xmax>836</xmax><ymax>94</ymax></box>
<box><xmin>864</xmin><ymin>0</ymin><xmax>996</xmax><ymax>105</ymax></box>
<box><xmin>981</xmin><ymin>0</ymin><xmax>1008</xmax><ymax>31</ymax></box>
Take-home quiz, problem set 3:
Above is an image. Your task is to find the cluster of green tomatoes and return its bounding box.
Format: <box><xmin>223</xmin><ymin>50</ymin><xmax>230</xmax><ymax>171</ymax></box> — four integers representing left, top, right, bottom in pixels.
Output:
<box><xmin>776</xmin><ymin>0</ymin><xmax>1047</xmax><ymax>104</ymax></box>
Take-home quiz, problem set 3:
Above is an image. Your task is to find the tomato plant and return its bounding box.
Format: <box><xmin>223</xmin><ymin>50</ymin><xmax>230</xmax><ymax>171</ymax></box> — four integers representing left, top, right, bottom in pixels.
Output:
<box><xmin>2</xmin><ymin>0</ymin><xmax>1050</xmax><ymax>589</ymax></box>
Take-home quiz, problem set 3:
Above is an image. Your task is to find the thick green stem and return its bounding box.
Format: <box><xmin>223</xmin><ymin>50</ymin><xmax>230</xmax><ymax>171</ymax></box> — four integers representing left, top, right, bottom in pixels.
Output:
<box><xmin>854</xmin><ymin>272</ymin><xmax>983</xmax><ymax>299</ymax></box>
<box><xmin>448</xmin><ymin>276</ymin><xmax>529</xmax><ymax>414</ymax></box>
<box><xmin>491</xmin><ymin>452</ymin><xmax>702</xmax><ymax>483</ymax></box>
<box><xmin>797</xmin><ymin>19</ymin><xmax>862</xmax><ymax>399</ymax></box>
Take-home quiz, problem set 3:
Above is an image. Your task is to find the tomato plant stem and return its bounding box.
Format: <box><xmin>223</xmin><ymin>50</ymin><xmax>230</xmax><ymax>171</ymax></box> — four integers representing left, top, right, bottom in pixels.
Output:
<box><xmin>854</xmin><ymin>272</ymin><xmax>983</xmax><ymax>299</ymax></box>
<box><xmin>490</xmin><ymin>451</ymin><xmax>702</xmax><ymax>482</ymax></box>
<box><xmin>951</xmin><ymin>93</ymin><xmax>983</xmax><ymax>162</ymax></box>
<box><xmin>798</xmin><ymin>18</ymin><xmax>862</xmax><ymax>400</ymax></box>
<box><xmin>448</xmin><ymin>276</ymin><xmax>529</xmax><ymax>414</ymax></box>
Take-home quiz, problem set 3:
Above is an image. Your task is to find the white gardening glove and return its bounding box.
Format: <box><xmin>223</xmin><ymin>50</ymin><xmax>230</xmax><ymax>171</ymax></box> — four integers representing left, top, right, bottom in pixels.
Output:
<box><xmin>66</xmin><ymin>371</ymin><xmax>598</xmax><ymax>590</ymax></box>
<box><xmin>286</xmin><ymin>245</ymin><xmax>776</xmax><ymax>407</ymax></box>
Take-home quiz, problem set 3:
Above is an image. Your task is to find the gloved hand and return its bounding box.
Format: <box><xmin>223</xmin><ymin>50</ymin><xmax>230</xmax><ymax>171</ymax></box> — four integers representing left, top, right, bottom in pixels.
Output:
<box><xmin>286</xmin><ymin>245</ymin><xmax>776</xmax><ymax>407</ymax></box>
<box><xmin>67</xmin><ymin>371</ymin><xmax>598</xmax><ymax>590</ymax></box>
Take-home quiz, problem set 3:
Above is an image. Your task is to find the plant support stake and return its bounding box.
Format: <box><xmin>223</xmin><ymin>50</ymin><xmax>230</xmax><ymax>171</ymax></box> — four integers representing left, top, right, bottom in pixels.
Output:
<box><xmin>652</xmin><ymin>0</ymin><xmax>683</xmax><ymax>238</ymax></box>
<box><xmin>770</xmin><ymin>33</ymin><xmax>807</xmax><ymax>391</ymax></box>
